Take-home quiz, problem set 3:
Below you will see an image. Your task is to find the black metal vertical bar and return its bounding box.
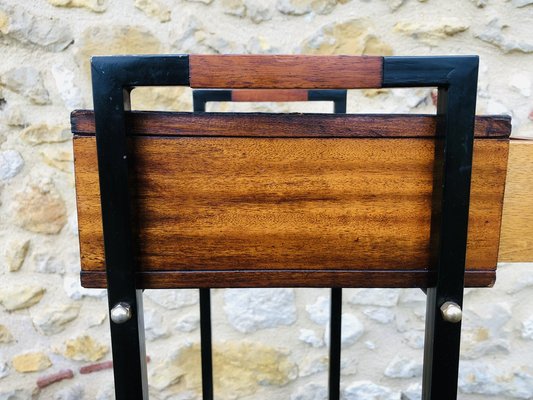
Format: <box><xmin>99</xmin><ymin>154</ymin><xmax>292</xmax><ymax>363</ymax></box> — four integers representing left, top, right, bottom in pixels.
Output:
<box><xmin>91</xmin><ymin>55</ymin><xmax>189</xmax><ymax>400</ymax></box>
<box><xmin>329</xmin><ymin>288</ymin><xmax>342</xmax><ymax>400</ymax></box>
<box><xmin>383</xmin><ymin>56</ymin><xmax>478</xmax><ymax>400</ymax></box>
<box><xmin>199</xmin><ymin>289</ymin><xmax>214</xmax><ymax>400</ymax></box>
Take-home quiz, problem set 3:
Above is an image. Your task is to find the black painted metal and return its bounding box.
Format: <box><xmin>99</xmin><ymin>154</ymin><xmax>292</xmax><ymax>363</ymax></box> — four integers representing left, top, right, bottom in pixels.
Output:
<box><xmin>193</xmin><ymin>89</ymin><xmax>232</xmax><ymax>112</ymax></box>
<box><xmin>384</xmin><ymin>56</ymin><xmax>479</xmax><ymax>400</ymax></box>
<box><xmin>91</xmin><ymin>55</ymin><xmax>189</xmax><ymax>400</ymax></box>
<box><xmin>329</xmin><ymin>288</ymin><xmax>342</xmax><ymax>400</ymax></box>
<box><xmin>89</xmin><ymin>55</ymin><xmax>478</xmax><ymax>400</ymax></box>
<box><xmin>199</xmin><ymin>289</ymin><xmax>213</xmax><ymax>400</ymax></box>
<box><xmin>308</xmin><ymin>89</ymin><xmax>347</xmax><ymax>113</ymax></box>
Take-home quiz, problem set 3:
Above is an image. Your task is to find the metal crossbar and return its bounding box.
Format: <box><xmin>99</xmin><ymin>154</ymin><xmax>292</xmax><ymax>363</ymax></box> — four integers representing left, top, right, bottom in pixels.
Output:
<box><xmin>89</xmin><ymin>55</ymin><xmax>478</xmax><ymax>400</ymax></box>
<box><xmin>192</xmin><ymin>88</ymin><xmax>348</xmax><ymax>400</ymax></box>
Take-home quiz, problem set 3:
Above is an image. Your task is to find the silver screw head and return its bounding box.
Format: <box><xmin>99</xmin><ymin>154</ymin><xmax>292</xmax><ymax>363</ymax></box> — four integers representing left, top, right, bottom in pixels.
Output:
<box><xmin>110</xmin><ymin>302</ymin><xmax>132</xmax><ymax>324</ymax></box>
<box><xmin>440</xmin><ymin>301</ymin><xmax>462</xmax><ymax>323</ymax></box>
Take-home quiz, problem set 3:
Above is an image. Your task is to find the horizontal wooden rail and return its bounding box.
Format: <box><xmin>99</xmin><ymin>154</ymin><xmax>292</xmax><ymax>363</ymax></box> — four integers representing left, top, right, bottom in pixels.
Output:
<box><xmin>231</xmin><ymin>89</ymin><xmax>309</xmax><ymax>102</ymax></box>
<box><xmin>189</xmin><ymin>55</ymin><xmax>383</xmax><ymax>89</ymax></box>
<box><xmin>70</xmin><ymin>111</ymin><xmax>518</xmax><ymax>289</ymax></box>
<box><xmin>71</xmin><ymin>110</ymin><xmax>510</xmax><ymax>139</ymax></box>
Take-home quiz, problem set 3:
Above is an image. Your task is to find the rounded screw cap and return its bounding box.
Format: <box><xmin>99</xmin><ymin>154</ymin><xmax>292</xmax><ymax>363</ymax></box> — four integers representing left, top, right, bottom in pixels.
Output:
<box><xmin>440</xmin><ymin>301</ymin><xmax>462</xmax><ymax>323</ymax></box>
<box><xmin>110</xmin><ymin>302</ymin><xmax>132</xmax><ymax>324</ymax></box>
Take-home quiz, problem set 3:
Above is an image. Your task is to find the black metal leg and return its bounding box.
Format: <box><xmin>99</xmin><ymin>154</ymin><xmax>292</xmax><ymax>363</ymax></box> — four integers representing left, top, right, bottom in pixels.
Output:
<box><xmin>199</xmin><ymin>288</ymin><xmax>214</xmax><ymax>400</ymax></box>
<box><xmin>329</xmin><ymin>288</ymin><xmax>342</xmax><ymax>400</ymax></box>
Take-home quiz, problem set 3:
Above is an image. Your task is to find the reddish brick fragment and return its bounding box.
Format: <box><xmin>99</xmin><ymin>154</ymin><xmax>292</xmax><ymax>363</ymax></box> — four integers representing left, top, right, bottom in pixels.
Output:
<box><xmin>431</xmin><ymin>90</ymin><xmax>438</xmax><ymax>106</ymax></box>
<box><xmin>79</xmin><ymin>360</ymin><xmax>113</xmax><ymax>374</ymax></box>
<box><xmin>37</xmin><ymin>369</ymin><xmax>74</xmax><ymax>389</ymax></box>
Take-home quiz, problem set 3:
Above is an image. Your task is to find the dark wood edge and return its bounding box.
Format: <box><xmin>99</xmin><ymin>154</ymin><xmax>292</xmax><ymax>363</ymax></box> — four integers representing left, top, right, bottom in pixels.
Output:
<box><xmin>231</xmin><ymin>89</ymin><xmax>309</xmax><ymax>102</ymax></box>
<box><xmin>71</xmin><ymin>110</ymin><xmax>511</xmax><ymax>139</ymax></box>
<box><xmin>189</xmin><ymin>55</ymin><xmax>383</xmax><ymax>89</ymax></box>
<box><xmin>80</xmin><ymin>270</ymin><xmax>495</xmax><ymax>289</ymax></box>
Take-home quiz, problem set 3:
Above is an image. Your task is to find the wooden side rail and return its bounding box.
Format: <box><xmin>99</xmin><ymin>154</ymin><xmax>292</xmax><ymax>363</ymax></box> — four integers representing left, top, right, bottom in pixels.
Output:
<box><xmin>231</xmin><ymin>89</ymin><xmax>309</xmax><ymax>102</ymax></box>
<box><xmin>72</xmin><ymin>111</ymin><xmax>512</xmax><ymax>289</ymax></box>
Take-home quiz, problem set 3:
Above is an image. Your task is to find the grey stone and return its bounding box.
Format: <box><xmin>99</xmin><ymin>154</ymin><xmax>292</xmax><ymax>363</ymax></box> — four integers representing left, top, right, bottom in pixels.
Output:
<box><xmin>1</xmin><ymin>67</ymin><xmax>50</xmax><ymax>104</ymax></box>
<box><xmin>306</xmin><ymin>295</ymin><xmax>329</xmax><ymax>325</ymax></box>
<box><xmin>290</xmin><ymin>383</ymin><xmax>328</xmax><ymax>400</ymax></box>
<box><xmin>401</xmin><ymin>383</ymin><xmax>422</xmax><ymax>400</ymax></box>
<box><xmin>349</xmin><ymin>289</ymin><xmax>400</xmax><ymax>307</ymax></box>
<box><xmin>51</xmin><ymin>64</ymin><xmax>84</xmax><ymax>109</ymax></box>
<box><xmin>0</xmin><ymin>6</ymin><xmax>73</xmax><ymax>51</ymax></box>
<box><xmin>0</xmin><ymin>360</ymin><xmax>8</xmax><ymax>379</ymax></box>
<box><xmin>175</xmin><ymin>313</ymin><xmax>200</xmax><ymax>332</ymax></box>
<box><xmin>384</xmin><ymin>355</ymin><xmax>423</xmax><ymax>378</ymax></box>
<box><xmin>33</xmin><ymin>253</ymin><xmax>65</xmax><ymax>274</ymax></box>
<box><xmin>63</xmin><ymin>275</ymin><xmax>106</xmax><ymax>300</ymax></box>
<box><xmin>324</xmin><ymin>313</ymin><xmax>364</xmax><ymax>347</ymax></box>
<box><xmin>53</xmin><ymin>385</ymin><xmax>84</xmax><ymax>400</ymax></box>
<box><xmin>363</xmin><ymin>307</ymin><xmax>395</xmax><ymax>324</ymax></box>
<box><xmin>31</xmin><ymin>303</ymin><xmax>80</xmax><ymax>335</ymax></box>
<box><xmin>476</xmin><ymin>19</ymin><xmax>533</xmax><ymax>53</ymax></box>
<box><xmin>224</xmin><ymin>288</ymin><xmax>296</xmax><ymax>332</ymax></box>
<box><xmin>144</xmin><ymin>308</ymin><xmax>169</xmax><ymax>341</ymax></box>
<box><xmin>298</xmin><ymin>328</ymin><xmax>324</xmax><ymax>347</ymax></box>
<box><xmin>0</xmin><ymin>390</ymin><xmax>32</xmax><ymax>400</ymax></box>
<box><xmin>521</xmin><ymin>315</ymin><xmax>533</xmax><ymax>339</ymax></box>
<box><xmin>513</xmin><ymin>0</ymin><xmax>533</xmax><ymax>7</ymax></box>
<box><xmin>0</xmin><ymin>150</ymin><xmax>24</xmax><ymax>181</ymax></box>
<box><xmin>145</xmin><ymin>289</ymin><xmax>198</xmax><ymax>309</ymax></box>
<box><xmin>343</xmin><ymin>381</ymin><xmax>400</xmax><ymax>400</ymax></box>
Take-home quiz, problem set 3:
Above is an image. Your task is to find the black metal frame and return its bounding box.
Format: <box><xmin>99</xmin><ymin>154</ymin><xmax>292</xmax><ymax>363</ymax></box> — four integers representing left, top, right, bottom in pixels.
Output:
<box><xmin>192</xmin><ymin>89</ymin><xmax>347</xmax><ymax>113</ymax></box>
<box><xmin>90</xmin><ymin>55</ymin><xmax>478</xmax><ymax>400</ymax></box>
<box><xmin>192</xmin><ymin>89</ymin><xmax>348</xmax><ymax>400</ymax></box>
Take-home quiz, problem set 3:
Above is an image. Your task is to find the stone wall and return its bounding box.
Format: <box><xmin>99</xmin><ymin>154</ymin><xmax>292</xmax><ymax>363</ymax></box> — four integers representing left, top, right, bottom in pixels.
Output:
<box><xmin>0</xmin><ymin>0</ymin><xmax>532</xmax><ymax>399</ymax></box>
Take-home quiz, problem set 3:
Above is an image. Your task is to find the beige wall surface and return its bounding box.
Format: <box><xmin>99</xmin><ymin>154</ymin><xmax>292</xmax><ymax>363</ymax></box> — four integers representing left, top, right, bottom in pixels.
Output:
<box><xmin>0</xmin><ymin>0</ymin><xmax>532</xmax><ymax>399</ymax></box>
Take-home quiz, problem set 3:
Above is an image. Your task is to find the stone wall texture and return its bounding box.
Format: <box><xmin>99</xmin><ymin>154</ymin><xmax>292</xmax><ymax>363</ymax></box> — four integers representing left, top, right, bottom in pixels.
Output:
<box><xmin>0</xmin><ymin>0</ymin><xmax>532</xmax><ymax>399</ymax></box>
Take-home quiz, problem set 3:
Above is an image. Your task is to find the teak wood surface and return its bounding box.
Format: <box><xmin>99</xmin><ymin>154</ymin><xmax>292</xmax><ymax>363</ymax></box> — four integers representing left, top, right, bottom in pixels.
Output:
<box><xmin>189</xmin><ymin>55</ymin><xmax>383</xmax><ymax>89</ymax></box>
<box><xmin>72</xmin><ymin>111</ymin><xmax>513</xmax><ymax>289</ymax></box>
<box><xmin>231</xmin><ymin>89</ymin><xmax>309</xmax><ymax>102</ymax></box>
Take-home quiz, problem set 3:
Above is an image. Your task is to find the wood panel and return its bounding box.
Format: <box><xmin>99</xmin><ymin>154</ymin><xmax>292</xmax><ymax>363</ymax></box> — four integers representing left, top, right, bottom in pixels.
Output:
<box><xmin>73</xmin><ymin>135</ymin><xmax>509</xmax><ymax>288</ymax></box>
<box><xmin>189</xmin><ymin>55</ymin><xmax>383</xmax><ymax>89</ymax></box>
<box><xmin>231</xmin><ymin>89</ymin><xmax>308</xmax><ymax>102</ymax></box>
<box><xmin>71</xmin><ymin>110</ymin><xmax>511</xmax><ymax>139</ymax></box>
<box><xmin>499</xmin><ymin>140</ymin><xmax>533</xmax><ymax>262</ymax></box>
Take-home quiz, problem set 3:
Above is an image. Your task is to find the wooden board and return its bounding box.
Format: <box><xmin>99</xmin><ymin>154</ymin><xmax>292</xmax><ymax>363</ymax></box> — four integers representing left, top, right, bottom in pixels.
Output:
<box><xmin>71</xmin><ymin>111</ymin><xmax>511</xmax><ymax>289</ymax></box>
<box><xmin>189</xmin><ymin>55</ymin><xmax>383</xmax><ymax>89</ymax></box>
<box><xmin>231</xmin><ymin>89</ymin><xmax>308</xmax><ymax>102</ymax></box>
<box><xmin>499</xmin><ymin>140</ymin><xmax>533</xmax><ymax>262</ymax></box>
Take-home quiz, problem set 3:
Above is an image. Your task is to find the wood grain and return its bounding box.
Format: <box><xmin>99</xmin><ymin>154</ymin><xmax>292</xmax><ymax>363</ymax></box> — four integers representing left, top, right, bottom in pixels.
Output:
<box><xmin>73</xmin><ymin>135</ymin><xmax>509</xmax><ymax>289</ymax></box>
<box><xmin>231</xmin><ymin>89</ymin><xmax>308</xmax><ymax>102</ymax></box>
<box><xmin>499</xmin><ymin>140</ymin><xmax>533</xmax><ymax>262</ymax></box>
<box><xmin>71</xmin><ymin>110</ymin><xmax>511</xmax><ymax>139</ymax></box>
<box><xmin>189</xmin><ymin>55</ymin><xmax>383</xmax><ymax>89</ymax></box>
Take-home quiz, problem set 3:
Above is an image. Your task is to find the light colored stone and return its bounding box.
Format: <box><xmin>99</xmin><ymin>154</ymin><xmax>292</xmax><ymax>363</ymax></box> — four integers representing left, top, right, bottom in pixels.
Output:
<box><xmin>343</xmin><ymin>381</ymin><xmax>400</xmax><ymax>400</ymax></box>
<box><xmin>245</xmin><ymin>1</ymin><xmax>272</xmax><ymax>23</ymax></box>
<box><xmin>0</xmin><ymin>285</ymin><xmax>45</xmax><ymax>311</ymax></box>
<box><xmin>51</xmin><ymin>64</ymin><xmax>84</xmax><ymax>109</ymax></box>
<box><xmin>144</xmin><ymin>308</ymin><xmax>169</xmax><ymax>341</ymax></box>
<box><xmin>222</xmin><ymin>0</ymin><xmax>246</xmax><ymax>17</ymax></box>
<box><xmin>134</xmin><ymin>0</ymin><xmax>171</xmax><ymax>22</ymax></box>
<box><xmin>31</xmin><ymin>303</ymin><xmax>80</xmax><ymax>335</ymax></box>
<box><xmin>509</xmin><ymin>72</ymin><xmax>531</xmax><ymax>97</ymax></box>
<box><xmin>513</xmin><ymin>0</ymin><xmax>533</xmax><ymax>7</ymax></box>
<box><xmin>12</xmin><ymin>352</ymin><xmax>51</xmax><ymax>373</ymax></box>
<box><xmin>364</xmin><ymin>340</ymin><xmax>376</xmax><ymax>350</ymax></box>
<box><xmin>20</xmin><ymin>124</ymin><xmax>70</xmax><ymax>145</ymax></box>
<box><xmin>12</xmin><ymin>178</ymin><xmax>67</xmax><ymax>234</ymax></box>
<box><xmin>0</xmin><ymin>390</ymin><xmax>31</xmax><ymax>400</ymax></box>
<box><xmin>5</xmin><ymin>239</ymin><xmax>30</xmax><ymax>272</ymax></box>
<box><xmin>402</xmin><ymin>382</ymin><xmax>422</xmax><ymax>400</ymax></box>
<box><xmin>387</xmin><ymin>0</ymin><xmax>405</xmax><ymax>11</ymax></box>
<box><xmin>290</xmin><ymin>383</ymin><xmax>328</xmax><ymax>400</ymax></box>
<box><xmin>301</xmin><ymin>18</ymin><xmax>392</xmax><ymax>55</ymax></box>
<box><xmin>306</xmin><ymin>295</ymin><xmax>329</xmax><ymax>325</ymax></box>
<box><xmin>33</xmin><ymin>253</ymin><xmax>65</xmax><ymax>274</ymax></box>
<box><xmin>470</xmin><ymin>0</ymin><xmax>487</xmax><ymax>7</ymax></box>
<box><xmin>402</xmin><ymin>330</ymin><xmax>424</xmax><ymax>349</ymax></box>
<box><xmin>0</xmin><ymin>150</ymin><xmax>23</xmax><ymax>181</ymax></box>
<box><xmin>349</xmin><ymin>289</ymin><xmax>400</xmax><ymax>307</ymax></box>
<box><xmin>145</xmin><ymin>289</ymin><xmax>198</xmax><ymax>309</ymax></box>
<box><xmin>152</xmin><ymin>341</ymin><xmax>297</xmax><ymax>397</ymax></box>
<box><xmin>48</xmin><ymin>0</ymin><xmax>107</xmax><ymax>12</ymax></box>
<box><xmin>277</xmin><ymin>0</ymin><xmax>348</xmax><ymax>16</ymax></box>
<box><xmin>63</xmin><ymin>335</ymin><xmax>109</xmax><ymax>362</ymax></box>
<box><xmin>476</xmin><ymin>18</ymin><xmax>533</xmax><ymax>53</ymax></box>
<box><xmin>521</xmin><ymin>315</ymin><xmax>533</xmax><ymax>339</ymax></box>
<box><xmin>53</xmin><ymin>384</ymin><xmax>84</xmax><ymax>400</ymax></box>
<box><xmin>175</xmin><ymin>313</ymin><xmax>200</xmax><ymax>332</ymax></box>
<box><xmin>298</xmin><ymin>328</ymin><xmax>324</xmax><ymax>347</ymax></box>
<box><xmin>0</xmin><ymin>6</ymin><xmax>73</xmax><ymax>51</ymax></box>
<box><xmin>63</xmin><ymin>275</ymin><xmax>106</xmax><ymax>299</ymax></box>
<box><xmin>1</xmin><ymin>67</ymin><xmax>50</xmax><ymax>105</ymax></box>
<box><xmin>40</xmin><ymin>148</ymin><xmax>73</xmax><ymax>173</ymax></box>
<box><xmin>384</xmin><ymin>355</ymin><xmax>423</xmax><ymax>378</ymax></box>
<box><xmin>224</xmin><ymin>288</ymin><xmax>296</xmax><ymax>333</ymax></box>
<box><xmin>4</xmin><ymin>105</ymin><xmax>26</xmax><ymax>127</ymax></box>
<box><xmin>299</xmin><ymin>355</ymin><xmax>328</xmax><ymax>377</ymax></box>
<box><xmin>0</xmin><ymin>361</ymin><xmax>8</xmax><ymax>379</ymax></box>
<box><xmin>0</xmin><ymin>325</ymin><xmax>14</xmax><ymax>343</ymax></box>
<box><xmin>185</xmin><ymin>0</ymin><xmax>213</xmax><ymax>3</ymax></box>
<box><xmin>363</xmin><ymin>307</ymin><xmax>395</xmax><ymax>324</ymax></box>
<box><xmin>394</xmin><ymin>18</ymin><xmax>469</xmax><ymax>46</ymax></box>
<box><xmin>95</xmin><ymin>384</ymin><xmax>114</xmax><ymax>400</ymax></box>
<box><xmin>324</xmin><ymin>313</ymin><xmax>364</xmax><ymax>347</ymax></box>
<box><xmin>246</xmin><ymin>36</ymin><xmax>281</xmax><ymax>53</ymax></box>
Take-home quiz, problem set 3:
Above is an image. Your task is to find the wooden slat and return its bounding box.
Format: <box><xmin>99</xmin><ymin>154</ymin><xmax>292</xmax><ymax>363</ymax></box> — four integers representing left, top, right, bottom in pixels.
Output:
<box><xmin>499</xmin><ymin>140</ymin><xmax>533</xmax><ymax>262</ymax></box>
<box><xmin>73</xmin><ymin>134</ymin><xmax>509</xmax><ymax>288</ymax></box>
<box><xmin>231</xmin><ymin>89</ymin><xmax>308</xmax><ymax>102</ymax></box>
<box><xmin>71</xmin><ymin>110</ymin><xmax>511</xmax><ymax>139</ymax></box>
<box><xmin>189</xmin><ymin>55</ymin><xmax>383</xmax><ymax>89</ymax></box>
